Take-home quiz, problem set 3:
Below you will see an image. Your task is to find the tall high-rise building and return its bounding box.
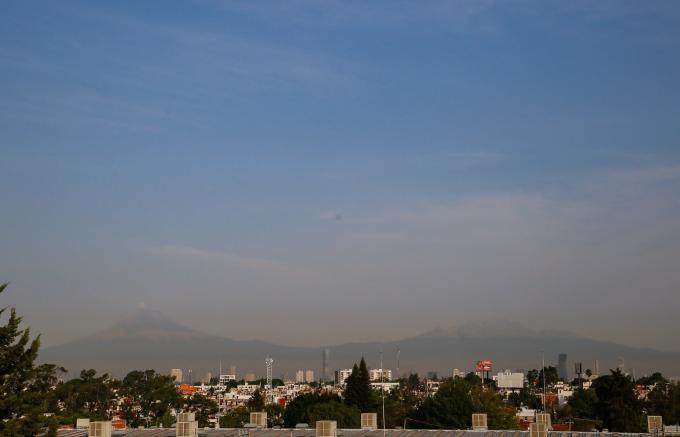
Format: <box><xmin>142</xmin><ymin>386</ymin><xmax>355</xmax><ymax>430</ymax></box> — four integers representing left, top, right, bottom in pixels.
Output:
<box><xmin>295</xmin><ymin>370</ymin><xmax>305</xmax><ymax>383</ymax></box>
<box><xmin>229</xmin><ymin>365</ymin><xmax>237</xmax><ymax>377</ymax></box>
<box><xmin>170</xmin><ymin>368</ymin><xmax>183</xmax><ymax>383</ymax></box>
<box><xmin>322</xmin><ymin>348</ymin><xmax>330</xmax><ymax>382</ymax></box>
<box><xmin>305</xmin><ymin>369</ymin><xmax>315</xmax><ymax>383</ymax></box>
<box><xmin>558</xmin><ymin>353</ymin><xmax>568</xmax><ymax>382</ymax></box>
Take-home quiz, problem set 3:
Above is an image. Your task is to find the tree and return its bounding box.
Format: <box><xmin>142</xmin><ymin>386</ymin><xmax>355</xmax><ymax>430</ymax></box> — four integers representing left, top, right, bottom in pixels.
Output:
<box><xmin>55</xmin><ymin>369</ymin><xmax>114</xmax><ymax>419</ymax></box>
<box><xmin>646</xmin><ymin>381</ymin><xmax>680</xmax><ymax>425</ymax></box>
<box><xmin>562</xmin><ymin>388</ymin><xmax>598</xmax><ymax>420</ymax></box>
<box><xmin>284</xmin><ymin>393</ymin><xmax>342</xmax><ymax>427</ymax></box>
<box><xmin>508</xmin><ymin>388</ymin><xmax>541</xmax><ymax>409</ymax></box>
<box><xmin>344</xmin><ymin>358</ymin><xmax>372</xmax><ymax>412</ymax></box>
<box><xmin>308</xmin><ymin>401</ymin><xmax>360</xmax><ymax>428</ymax></box>
<box><xmin>464</xmin><ymin>372</ymin><xmax>482</xmax><ymax>386</ymax></box>
<box><xmin>637</xmin><ymin>372</ymin><xmax>668</xmax><ymax>387</ymax></box>
<box><xmin>118</xmin><ymin>369</ymin><xmax>180</xmax><ymax>427</ymax></box>
<box><xmin>0</xmin><ymin>283</ymin><xmax>60</xmax><ymax>436</ymax></box>
<box><xmin>471</xmin><ymin>387</ymin><xmax>518</xmax><ymax>429</ymax></box>
<box><xmin>591</xmin><ymin>369</ymin><xmax>644</xmax><ymax>432</ymax></box>
<box><xmin>415</xmin><ymin>377</ymin><xmax>474</xmax><ymax>429</ymax></box>
<box><xmin>220</xmin><ymin>406</ymin><xmax>249</xmax><ymax>428</ymax></box>
<box><xmin>182</xmin><ymin>393</ymin><xmax>218</xmax><ymax>427</ymax></box>
<box><xmin>247</xmin><ymin>388</ymin><xmax>265</xmax><ymax>411</ymax></box>
<box><xmin>265</xmin><ymin>403</ymin><xmax>285</xmax><ymax>427</ymax></box>
<box><xmin>384</xmin><ymin>374</ymin><xmax>425</xmax><ymax>429</ymax></box>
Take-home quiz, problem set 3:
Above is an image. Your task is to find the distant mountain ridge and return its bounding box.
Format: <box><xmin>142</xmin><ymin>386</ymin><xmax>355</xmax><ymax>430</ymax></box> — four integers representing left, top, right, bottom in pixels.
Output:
<box><xmin>40</xmin><ymin>308</ymin><xmax>680</xmax><ymax>379</ymax></box>
<box><xmin>415</xmin><ymin>320</ymin><xmax>582</xmax><ymax>340</ymax></box>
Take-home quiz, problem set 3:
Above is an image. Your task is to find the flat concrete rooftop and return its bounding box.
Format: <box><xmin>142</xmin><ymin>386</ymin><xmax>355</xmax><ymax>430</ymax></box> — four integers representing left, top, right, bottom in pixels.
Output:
<box><xmin>55</xmin><ymin>429</ymin><xmax>650</xmax><ymax>437</ymax></box>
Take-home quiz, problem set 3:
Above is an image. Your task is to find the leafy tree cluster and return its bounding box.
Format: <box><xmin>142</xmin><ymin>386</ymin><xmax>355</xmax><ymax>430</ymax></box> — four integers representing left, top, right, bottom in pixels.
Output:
<box><xmin>0</xmin><ymin>283</ymin><xmax>62</xmax><ymax>436</ymax></box>
<box><xmin>526</xmin><ymin>366</ymin><xmax>559</xmax><ymax>387</ymax></box>
<box><xmin>646</xmin><ymin>381</ymin><xmax>680</xmax><ymax>425</ymax></box>
<box><xmin>54</xmin><ymin>369</ymin><xmax>115</xmax><ymax>420</ymax></box>
<box><xmin>561</xmin><ymin>369</ymin><xmax>646</xmax><ymax>432</ymax></box>
<box><xmin>283</xmin><ymin>393</ymin><xmax>359</xmax><ymax>428</ymax></box>
<box><xmin>414</xmin><ymin>377</ymin><xmax>517</xmax><ymax>429</ymax></box>
<box><xmin>117</xmin><ymin>369</ymin><xmax>181</xmax><ymax>427</ymax></box>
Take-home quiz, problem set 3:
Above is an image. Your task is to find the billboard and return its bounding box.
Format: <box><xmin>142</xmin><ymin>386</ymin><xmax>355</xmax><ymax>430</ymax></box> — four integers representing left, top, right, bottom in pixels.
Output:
<box><xmin>476</xmin><ymin>359</ymin><xmax>493</xmax><ymax>371</ymax></box>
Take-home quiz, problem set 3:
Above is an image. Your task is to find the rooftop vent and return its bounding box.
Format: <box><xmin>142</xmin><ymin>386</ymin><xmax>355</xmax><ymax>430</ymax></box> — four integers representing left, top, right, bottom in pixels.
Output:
<box><xmin>361</xmin><ymin>413</ymin><xmax>378</xmax><ymax>430</ymax></box>
<box><xmin>250</xmin><ymin>412</ymin><xmax>267</xmax><ymax>428</ymax></box>
<box><xmin>89</xmin><ymin>421</ymin><xmax>112</xmax><ymax>437</ymax></box>
<box><xmin>177</xmin><ymin>420</ymin><xmax>198</xmax><ymax>437</ymax></box>
<box><xmin>75</xmin><ymin>418</ymin><xmax>90</xmax><ymax>429</ymax></box>
<box><xmin>535</xmin><ymin>413</ymin><xmax>552</xmax><ymax>430</ymax></box>
<box><xmin>177</xmin><ymin>412</ymin><xmax>196</xmax><ymax>423</ymax></box>
<box><xmin>316</xmin><ymin>420</ymin><xmax>337</xmax><ymax>437</ymax></box>
<box><xmin>648</xmin><ymin>416</ymin><xmax>663</xmax><ymax>434</ymax></box>
<box><xmin>529</xmin><ymin>422</ymin><xmax>547</xmax><ymax>437</ymax></box>
<box><xmin>472</xmin><ymin>413</ymin><xmax>488</xmax><ymax>431</ymax></box>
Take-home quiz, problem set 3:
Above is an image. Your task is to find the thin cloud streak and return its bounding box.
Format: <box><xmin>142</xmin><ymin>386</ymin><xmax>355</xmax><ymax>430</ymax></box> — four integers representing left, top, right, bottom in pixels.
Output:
<box><xmin>151</xmin><ymin>245</ymin><xmax>300</xmax><ymax>277</ymax></box>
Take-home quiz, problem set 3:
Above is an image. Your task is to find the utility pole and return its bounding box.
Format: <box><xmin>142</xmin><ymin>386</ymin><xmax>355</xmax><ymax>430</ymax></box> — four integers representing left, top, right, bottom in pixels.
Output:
<box><xmin>542</xmin><ymin>350</ymin><xmax>547</xmax><ymax>413</ymax></box>
<box><xmin>380</xmin><ymin>349</ymin><xmax>386</xmax><ymax>437</ymax></box>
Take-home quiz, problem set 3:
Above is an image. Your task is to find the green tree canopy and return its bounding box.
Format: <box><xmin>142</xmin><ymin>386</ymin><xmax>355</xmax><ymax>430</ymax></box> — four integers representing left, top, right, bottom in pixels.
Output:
<box><xmin>55</xmin><ymin>369</ymin><xmax>115</xmax><ymax>420</ymax></box>
<box><xmin>344</xmin><ymin>358</ymin><xmax>372</xmax><ymax>412</ymax></box>
<box><xmin>182</xmin><ymin>392</ymin><xmax>219</xmax><ymax>427</ymax></box>
<box><xmin>0</xmin><ymin>283</ymin><xmax>61</xmax><ymax>436</ymax></box>
<box><xmin>284</xmin><ymin>393</ymin><xmax>343</xmax><ymax>427</ymax></box>
<box><xmin>118</xmin><ymin>369</ymin><xmax>180</xmax><ymax>428</ymax></box>
<box><xmin>591</xmin><ymin>369</ymin><xmax>644</xmax><ymax>432</ymax></box>
<box><xmin>415</xmin><ymin>377</ymin><xmax>474</xmax><ymax>429</ymax></box>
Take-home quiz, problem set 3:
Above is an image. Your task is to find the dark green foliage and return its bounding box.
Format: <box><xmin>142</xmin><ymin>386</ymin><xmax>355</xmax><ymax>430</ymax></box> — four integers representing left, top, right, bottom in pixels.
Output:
<box><xmin>508</xmin><ymin>388</ymin><xmax>541</xmax><ymax>409</ymax></box>
<box><xmin>637</xmin><ymin>372</ymin><xmax>668</xmax><ymax>387</ymax></box>
<box><xmin>182</xmin><ymin>393</ymin><xmax>219</xmax><ymax>427</ymax></box>
<box><xmin>247</xmin><ymin>388</ymin><xmax>265</xmax><ymax>411</ymax></box>
<box><xmin>527</xmin><ymin>366</ymin><xmax>559</xmax><ymax>387</ymax></box>
<box><xmin>463</xmin><ymin>372</ymin><xmax>481</xmax><ymax>386</ymax></box>
<box><xmin>591</xmin><ymin>369</ymin><xmax>644</xmax><ymax>432</ymax></box>
<box><xmin>344</xmin><ymin>358</ymin><xmax>372</xmax><ymax>412</ymax></box>
<box><xmin>646</xmin><ymin>381</ymin><xmax>680</xmax><ymax>425</ymax></box>
<box><xmin>0</xmin><ymin>283</ymin><xmax>61</xmax><ymax>436</ymax></box>
<box><xmin>264</xmin><ymin>403</ymin><xmax>285</xmax><ymax>427</ymax></box>
<box><xmin>118</xmin><ymin>369</ymin><xmax>180</xmax><ymax>427</ymax></box>
<box><xmin>220</xmin><ymin>406</ymin><xmax>250</xmax><ymax>427</ymax></box>
<box><xmin>416</xmin><ymin>378</ymin><xmax>516</xmax><ymax>430</ymax></box>
<box><xmin>383</xmin><ymin>374</ymin><xmax>425</xmax><ymax>428</ymax></box>
<box><xmin>415</xmin><ymin>378</ymin><xmax>474</xmax><ymax>429</ymax></box>
<box><xmin>284</xmin><ymin>393</ymin><xmax>343</xmax><ymax>427</ymax></box>
<box><xmin>308</xmin><ymin>401</ymin><xmax>360</xmax><ymax>428</ymax></box>
<box><xmin>55</xmin><ymin>369</ymin><xmax>114</xmax><ymax>419</ymax></box>
<box><xmin>562</xmin><ymin>387</ymin><xmax>598</xmax><ymax>420</ymax></box>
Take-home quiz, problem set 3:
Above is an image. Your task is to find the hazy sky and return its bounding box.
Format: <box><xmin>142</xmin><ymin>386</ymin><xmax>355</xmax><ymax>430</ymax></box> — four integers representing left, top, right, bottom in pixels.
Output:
<box><xmin>2</xmin><ymin>0</ymin><xmax>680</xmax><ymax>351</ymax></box>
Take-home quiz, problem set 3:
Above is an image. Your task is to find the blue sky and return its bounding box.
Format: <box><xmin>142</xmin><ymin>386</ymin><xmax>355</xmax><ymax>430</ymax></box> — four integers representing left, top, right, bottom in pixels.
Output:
<box><xmin>2</xmin><ymin>0</ymin><xmax>680</xmax><ymax>350</ymax></box>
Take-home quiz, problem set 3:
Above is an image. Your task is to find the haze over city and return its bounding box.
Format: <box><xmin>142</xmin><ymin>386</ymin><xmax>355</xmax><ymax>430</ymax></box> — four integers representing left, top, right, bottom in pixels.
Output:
<box><xmin>2</xmin><ymin>0</ymin><xmax>680</xmax><ymax>360</ymax></box>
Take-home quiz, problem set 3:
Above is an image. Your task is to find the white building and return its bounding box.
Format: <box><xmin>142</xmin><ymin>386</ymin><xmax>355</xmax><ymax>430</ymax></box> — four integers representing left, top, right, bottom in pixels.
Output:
<box><xmin>452</xmin><ymin>368</ymin><xmax>466</xmax><ymax>379</ymax></box>
<box><xmin>338</xmin><ymin>369</ymin><xmax>353</xmax><ymax>384</ymax></box>
<box><xmin>219</xmin><ymin>374</ymin><xmax>237</xmax><ymax>385</ymax></box>
<box><xmin>295</xmin><ymin>370</ymin><xmax>305</xmax><ymax>383</ymax></box>
<box><xmin>170</xmin><ymin>368</ymin><xmax>183</xmax><ymax>383</ymax></box>
<box><xmin>305</xmin><ymin>369</ymin><xmax>315</xmax><ymax>383</ymax></box>
<box><xmin>494</xmin><ymin>369</ymin><xmax>524</xmax><ymax>390</ymax></box>
<box><xmin>370</xmin><ymin>381</ymin><xmax>399</xmax><ymax>392</ymax></box>
<box><xmin>369</xmin><ymin>368</ymin><xmax>392</xmax><ymax>381</ymax></box>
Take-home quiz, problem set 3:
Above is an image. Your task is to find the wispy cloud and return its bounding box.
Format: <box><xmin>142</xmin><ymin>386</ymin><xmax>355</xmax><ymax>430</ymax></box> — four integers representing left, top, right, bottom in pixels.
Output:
<box><xmin>150</xmin><ymin>245</ymin><xmax>299</xmax><ymax>277</ymax></box>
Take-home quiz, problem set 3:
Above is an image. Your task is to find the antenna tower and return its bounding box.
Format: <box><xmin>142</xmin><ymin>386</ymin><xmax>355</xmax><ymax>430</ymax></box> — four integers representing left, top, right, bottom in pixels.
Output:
<box><xmin>265</xmin><ymin>356</ymin><xmax>274</xmax><ymax>403</ymax></box>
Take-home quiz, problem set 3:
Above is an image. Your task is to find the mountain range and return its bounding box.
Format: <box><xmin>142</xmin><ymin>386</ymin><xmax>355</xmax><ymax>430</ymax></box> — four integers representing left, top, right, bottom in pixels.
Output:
<box><xmin>39</xmin><ymin>308</ymin><xmax>680</xmax><ymax>380</ymax></box>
